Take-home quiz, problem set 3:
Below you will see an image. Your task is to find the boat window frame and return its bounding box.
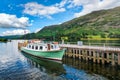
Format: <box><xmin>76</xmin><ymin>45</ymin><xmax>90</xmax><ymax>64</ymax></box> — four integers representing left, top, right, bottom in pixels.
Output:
<box><xmin>51</xmin><ymin>45</ymin><xmax>54</xmax><ymax>49</ymax></box>
<box><xmin>32</xmin><ymin>45</ymin><xmax>34</xmax><ymax>49</ymax></box>
<box><xmin>54</xmin><ymin>45</ymin><xmax>57</xmax><ymax>49</ymax></box>
<box><xmin>29</xmin><ymin>45</ymin><xmax>31</xmax><ymax>48</ymax></box>
<box><xmin>35</xmin><ymin>45</ymin><xmax>38</xmax><ymax>50</ymax></box>
<box><xmin>39</xmin><ymin>46</ymin><xmax>43</xmax><ymax>50</ymax></box>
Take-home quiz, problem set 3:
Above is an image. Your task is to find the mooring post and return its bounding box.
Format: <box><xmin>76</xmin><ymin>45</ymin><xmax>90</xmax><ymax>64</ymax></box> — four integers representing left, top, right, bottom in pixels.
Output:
<box><xmin>93</xmin><ymin>51</ymin><xmax>96</xmax><ymax>63</ymax></box>
<box><xmin>102</xmin><ymin>52</ymin><xmax>105</xmax><ymax>64</ymax></box>
<box><xmin>107</xmin><ymin>52</ymin><xmax>109</xmax><ymax>63</ymax></box>
<box><xmin>73</xmin><ymin>49</ymin><xmax>75</xmax><ymax>59</ymax></box>
<box><xmin>118</xmin><ymin>53</ymin><xmax>120</xmax><ymax>65</ymax></box>
<box><xmin>79</xmin><ymin>50</ymin><xmax>81</xmax><ymax>59</ymax></box>
<box><xmin>88</xmin><ymin>50</ymin><xmax>91</xmax><ymax>60</ymax></box>
<box><xmin>82</xmin><ymin>50</ymin><xmax>85</xmax><ymax>60</ymax></box>
<box><xmin>112</xmin><ymin>53</ymin><xmax>115</xmax><ymax>66</ymax></box>
<box><xmin>85</xmin><ymin>50</ymin><xmax>88</xmax><ymax>61</ymax></box>
<box><xmin>97</xmin><ymin>52</ymin><xmax>100</xmax><ymax>63</ymax></box>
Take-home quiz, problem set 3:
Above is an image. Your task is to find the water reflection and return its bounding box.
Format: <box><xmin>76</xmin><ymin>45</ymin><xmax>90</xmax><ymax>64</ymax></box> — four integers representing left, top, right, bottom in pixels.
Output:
<box><xmin>63</xmin><ymin>57</ymin><xmax>120</xmax><ymax>80</ymax></box>
<box><xmin>23</xmin><ymin>52</ymin><xmax>109</xmax><ymax>80</ymax></box>
<box><xmin>22</xmin><ymin>52</ymin><xmax>66</xmax><ymax>76</ymax></box>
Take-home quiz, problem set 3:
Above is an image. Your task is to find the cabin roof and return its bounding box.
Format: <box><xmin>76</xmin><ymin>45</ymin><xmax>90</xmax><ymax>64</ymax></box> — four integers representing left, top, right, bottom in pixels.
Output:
<box><xmin>28</xmin><ymin>42</ymin><xmax>58</xmax><ymax>46</ymax></box>
<box><xmin>28</xmin><ymin>43</ymin><xmax>46</xmax><ymax>46</ymax></box>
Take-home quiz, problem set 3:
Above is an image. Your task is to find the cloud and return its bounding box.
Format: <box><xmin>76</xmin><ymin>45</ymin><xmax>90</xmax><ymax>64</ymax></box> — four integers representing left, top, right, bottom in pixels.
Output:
<box><xmin>23</xmin><ymin>2</ymin><xmax>66</xmax><ymax>19</ymax></box>
<box><xmin>73</xmin><ymin>0</ymin><xmax>120</xmax><ymax>17</ymax></box>
<box><xmin>22</xmin><ymin>0</ymin><xmax>120</xmax><ymax>18</ymax></box>
<box><xmin>0</xmin><ymin>13</ymin><xmax>31</xmax><ymax>28</ymax></box>
<box><xmin>67</xmin><ymin>0</ymin><xmax>85</xmax><ymax>8</ymax></box>
<box><xmin>56</xmin><ymin>0</ymin><xmax>68</xmax><ymax>8</ymax></box>
<box><xmin>2</xmin><ymin>29</ymin><xmax>30</xmax><ymax>36</ymax></box>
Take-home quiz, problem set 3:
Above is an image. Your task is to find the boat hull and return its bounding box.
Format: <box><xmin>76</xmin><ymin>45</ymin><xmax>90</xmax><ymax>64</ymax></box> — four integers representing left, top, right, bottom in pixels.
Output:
<box><xmin>21</xmin><ymin>47</ymin><xmax>65</xmax><ymax>61</ymax></box>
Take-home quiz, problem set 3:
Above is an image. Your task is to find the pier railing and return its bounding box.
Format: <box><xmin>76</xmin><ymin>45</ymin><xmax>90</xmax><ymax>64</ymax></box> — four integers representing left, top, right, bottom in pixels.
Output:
<box><xmin>84</xmin><ymin>43</ymin><xmax>120</xmax><ymax>47</ymax></box>
<box><xmin>61</xmin><ymin>42</ymin><xmax>120</xmax><ymax>48</ymax></box>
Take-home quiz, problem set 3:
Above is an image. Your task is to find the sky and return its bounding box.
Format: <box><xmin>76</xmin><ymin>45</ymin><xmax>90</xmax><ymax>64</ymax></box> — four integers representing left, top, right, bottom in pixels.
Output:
<box><xmin>0</xmin><ymin>0</ymin><xmax>120</xmax><ymax>36</ymax></box>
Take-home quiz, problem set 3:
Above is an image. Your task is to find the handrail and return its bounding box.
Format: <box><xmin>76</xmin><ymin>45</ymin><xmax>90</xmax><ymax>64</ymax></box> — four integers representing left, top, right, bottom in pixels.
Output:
<box><xmin>59</xmin><ymin>42</ymin><xmax>120</xmax><ymax>47</ymax></box>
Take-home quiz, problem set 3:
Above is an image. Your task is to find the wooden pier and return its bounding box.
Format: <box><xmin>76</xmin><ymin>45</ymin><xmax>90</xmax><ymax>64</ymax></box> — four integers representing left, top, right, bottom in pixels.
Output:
<box><xmin>60</xmin><ymin>44</ymin><xmax>120</xmax><ymax>66</ymax></box>
<box><xmin>18</xmin><ymin>42</ymin><xmax>28</xmax><ymax>49</ymax></box>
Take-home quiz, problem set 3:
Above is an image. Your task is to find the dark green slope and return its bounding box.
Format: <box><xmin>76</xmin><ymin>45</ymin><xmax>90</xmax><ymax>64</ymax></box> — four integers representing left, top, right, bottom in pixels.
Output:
<box><xmin>23</xmin><ymin>6</ymin><xmax>120</xmax><ymax>41</ymax></box>
<box><xmin>0</xmin><ymin>35</ymin><xmax>22</xmax><ymax>40</ymax></box>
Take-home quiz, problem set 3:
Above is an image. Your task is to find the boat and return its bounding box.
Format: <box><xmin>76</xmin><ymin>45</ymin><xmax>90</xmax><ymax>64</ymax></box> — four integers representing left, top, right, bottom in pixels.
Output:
<box><xmin>20</xmin><ymin>42</ymin><xmax>65</xmax><ymax>61</ymax></box>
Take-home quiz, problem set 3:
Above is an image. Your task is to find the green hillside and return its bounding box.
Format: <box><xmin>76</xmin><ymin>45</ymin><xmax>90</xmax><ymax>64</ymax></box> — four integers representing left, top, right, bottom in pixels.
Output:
<box><xmin>22</xmin><ymin>6</ymin><xmax>120</xmax><ymax>41</ymax></box>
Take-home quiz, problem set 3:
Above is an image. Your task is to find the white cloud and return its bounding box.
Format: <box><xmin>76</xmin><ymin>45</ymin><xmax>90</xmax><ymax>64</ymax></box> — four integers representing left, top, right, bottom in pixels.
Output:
<box><xmin>22</xmin><ymin>0</ymin><xmax>120</xmax><ymax>18</ymax></box>
<box><xmin>56</xmin><ymin>0</ymin><xmax>68</xmax><ymax>8</ymax></box>
<box><xmin>73</xmin><ymin>0</ymin><xmax>120</xmax><ymax>17</ymax></box>
<box><xmin>35</xmin><ymin>28</ymin><xmax>42</xmax><ymax>33</ymax></box>
<box><xmin>67</xmin><ymin>0</ymin><xmax>85</xmax><ymax>8</ymax></box>
<box><xmin>0</xmin><ymin>13</ymin><xmax>31</xmax><ymax>28</ymax></box>
<box><xmin>23</xmin><ymin>2</ymin><xmax>66</xmax><ymax>19</ymax></box>
<box><xmin>2</xmin><ymin>29</ymin><xmax>30</xmax><ymax>36</ymax></box>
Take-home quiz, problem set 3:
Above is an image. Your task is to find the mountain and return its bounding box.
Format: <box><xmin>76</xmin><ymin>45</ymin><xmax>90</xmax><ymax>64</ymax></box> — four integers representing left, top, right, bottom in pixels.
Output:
<box><xmin>22</xmin><ymin>6</ymin><xmax>120</xmax><ymax>41</ymax></box>
<box><xmin>0</xmin><ymin>36</ymin><xmax>4</xmax><ymax>38</ymax></box>
<box><xmin>1</xmin><ymin>35</ymin><xmax>22</xmax><ymax>39</ymax></box>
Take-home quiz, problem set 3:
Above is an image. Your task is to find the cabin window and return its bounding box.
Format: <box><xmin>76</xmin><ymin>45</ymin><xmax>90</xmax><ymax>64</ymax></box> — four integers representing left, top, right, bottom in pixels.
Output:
<box><xmin>51</xmin><ymin>45</ymin><xmax>53</xmax><ymax>49</ymax></box>
<box><xmin>54</xmin><ymin>45</ymin><xmax>57</xmax><ymax>49</ymax></box>
<box><xmin>54</xmin><ymin>45</ymin><xmax>56</xmax><ymax>49</ymax></box>
<box><xmin>40</xmin><ymin>46</ymin><xmax>43</xmax><ymax>50</ymax></box>
<box><xmin>32</xmin><ymin>45</ymin><xmax>34</xmax><ymax>49</ymax></box>
<box><xmin>29</xmin><ymin>45</ymin><xmax>31</xmax><ymax>48</ymax></box>
<box><xmin>35</xmin><ymin>46</ymin><xmax>38</xmax><ymax>50</ymax></box>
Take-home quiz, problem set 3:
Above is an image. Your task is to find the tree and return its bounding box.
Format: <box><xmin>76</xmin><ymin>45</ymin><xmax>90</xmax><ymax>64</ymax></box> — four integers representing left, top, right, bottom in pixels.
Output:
<box><xmin>61</xmin><ymin>37</ymin><xmax>68</xmax><ymax>44</ymax></box>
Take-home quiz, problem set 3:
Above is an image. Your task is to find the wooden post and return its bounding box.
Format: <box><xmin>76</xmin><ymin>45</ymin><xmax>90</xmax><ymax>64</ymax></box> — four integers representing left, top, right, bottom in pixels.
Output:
<box><xmin>93</xmin><ymin>51</ymin><xmax>96</xmax><ymax>63</ymax></box>
<box><xmin>79</xmin><ymin>50</ymin><xmax>81</xmax><ymax>59</ymax></box>
<box><xmin>97</xmin><ymin>52</ymin><xmax>100</xmax><ymax>63</ymax></box>
<box><xmin>85</xmin><ymin>50</ymin><xmax>88</xmax><ymax>61</ymax></box>
<box><xmin>102</xmin><ymin>52</ymin><xmax>105</xmax><ymax>64</ymax></box>
<box><xmin>107</xmin><ymin>52</ymin><xmax>109</xmax><ymax>63</ymax></box>
<box><xmin>82</xmin><ymin>50</ymin><xmax>84</xmax><ymax>60</ymax></box>
<box><xmin>73</xmin><ymin>49</ymin><xmax>75</xmax><ymax>58</ymax></box>
<box><xmin>118</xmin><ymin>53</ymin><xmax>120</xmax><ymax>65</ymax></box>
<box><xmin>112</xmin><ymin>53</ymin><xmax>115</xmax><ymax>66</ymax></box>
<box><xmin>88</xmin><ymin>50</ymin><xmax>91</xmax><ymax>60</ymax></box>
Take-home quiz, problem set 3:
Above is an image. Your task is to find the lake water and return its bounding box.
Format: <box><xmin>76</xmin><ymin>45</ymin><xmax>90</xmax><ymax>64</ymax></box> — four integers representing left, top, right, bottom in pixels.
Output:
<box><xmin>0</xmin><ymin>40</ymin><xmax>120</xmax><ymax>80</ymax></box>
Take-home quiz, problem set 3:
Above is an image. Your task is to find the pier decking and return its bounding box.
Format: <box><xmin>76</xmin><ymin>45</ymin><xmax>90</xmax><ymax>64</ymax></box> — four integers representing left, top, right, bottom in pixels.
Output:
<box><xmin>60</xmin><ymin>44</ymin><xmax>120</xmax><ymax>66</ymax></box>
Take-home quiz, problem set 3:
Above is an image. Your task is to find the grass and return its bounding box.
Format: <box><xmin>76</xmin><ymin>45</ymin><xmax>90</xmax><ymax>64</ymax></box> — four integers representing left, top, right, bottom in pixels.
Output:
<box><xmin>81</xmin><ymin>35</ymin><xmax>120</xmax><ymax>40</ymax></box>
<box><xmin>81</xmin><ymin>38</ymin><xmax>120</xmax><ymax>40</ymax></box>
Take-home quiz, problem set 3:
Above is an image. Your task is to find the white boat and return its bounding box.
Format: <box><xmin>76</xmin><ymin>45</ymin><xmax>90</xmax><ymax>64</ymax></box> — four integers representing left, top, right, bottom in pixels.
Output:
<box><xmin>21</xmin><ymin>42</ymin><xmax>65</xmax><ymax>61</ymax></box>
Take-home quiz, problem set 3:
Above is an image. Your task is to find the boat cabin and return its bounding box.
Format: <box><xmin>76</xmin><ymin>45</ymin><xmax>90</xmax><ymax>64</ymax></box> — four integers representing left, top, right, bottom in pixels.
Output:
<box><xmin>26</xmin><ymin>43</ymin><xmax>60</xmax><ymax>51</ymax></box>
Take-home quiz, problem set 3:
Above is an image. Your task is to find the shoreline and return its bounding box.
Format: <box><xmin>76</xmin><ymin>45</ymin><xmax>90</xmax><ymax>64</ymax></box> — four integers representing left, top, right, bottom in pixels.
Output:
<box><xmin>81</xmin><ymin>38</ymin><xmax>120</xmax><ymax>40</ymax></box>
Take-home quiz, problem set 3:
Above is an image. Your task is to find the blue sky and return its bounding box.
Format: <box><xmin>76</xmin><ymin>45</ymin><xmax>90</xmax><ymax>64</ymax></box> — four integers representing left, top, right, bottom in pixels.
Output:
<box><xmin>0</xmin><ymin>0</ymin><xmax>120</xmax><ymax>36</ymax></box>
